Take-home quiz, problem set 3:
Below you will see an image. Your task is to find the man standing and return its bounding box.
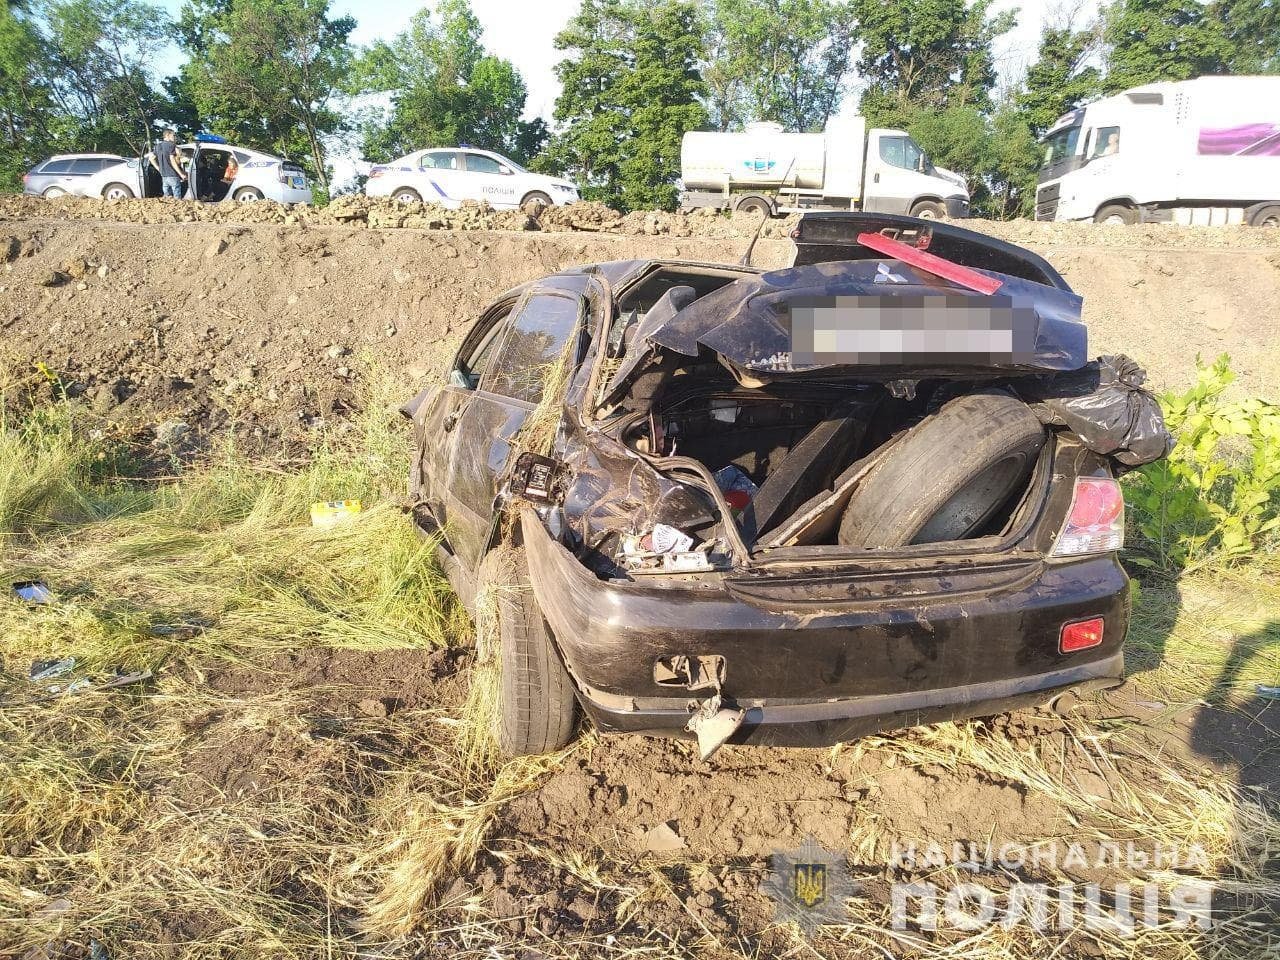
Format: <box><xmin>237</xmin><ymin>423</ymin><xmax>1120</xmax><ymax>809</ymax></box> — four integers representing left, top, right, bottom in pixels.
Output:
<box><xmin>150</xmin><ymin>129</ymin><xmax>187</xmax><ymax>198</ymax></box>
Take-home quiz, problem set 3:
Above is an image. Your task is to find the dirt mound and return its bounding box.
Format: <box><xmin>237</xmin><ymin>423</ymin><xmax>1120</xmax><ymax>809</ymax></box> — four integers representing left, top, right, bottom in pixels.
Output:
<box><xmin>0</xmin><ymin>212</ymin><xmax>1275</xmax><ymax>457</ymax></box>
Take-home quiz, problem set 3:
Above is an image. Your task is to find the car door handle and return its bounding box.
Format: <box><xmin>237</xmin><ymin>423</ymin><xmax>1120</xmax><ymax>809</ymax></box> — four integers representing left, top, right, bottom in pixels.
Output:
<box><xmin>443</xmin><ymin>412</ymin><xmax>459</xmax><ymax>432</ymax></box>
<box><xmin>873</xmin><ymin>172</ymin><xmax>880</xmax><ymax>183</ymax></box>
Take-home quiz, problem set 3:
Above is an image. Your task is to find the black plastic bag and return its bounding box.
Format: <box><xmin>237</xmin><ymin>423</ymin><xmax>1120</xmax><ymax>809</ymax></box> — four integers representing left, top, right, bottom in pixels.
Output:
<box><xmin>1014</xmin><ymin>355</ymin><xmax>1174</xmax><ymax>468</ymax></box>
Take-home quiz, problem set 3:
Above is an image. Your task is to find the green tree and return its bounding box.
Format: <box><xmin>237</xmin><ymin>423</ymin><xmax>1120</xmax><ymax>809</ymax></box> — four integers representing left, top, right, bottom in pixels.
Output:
<box><xmin>179</xmin><ymin>0</ymin><xmax>354</xmax><ymax>188</ymax></box>
<box><xmin>1211</xmin><ymin>0</ymin><xmax>1280</xmax><ymax>72</ymax></box>
<box><xmin>1102</xmin><ymin>0</ymin><xmax>1231</xmax><ymax>91</ymax></box>
<box><xmin>354</xmin><ymin>0</ymin><xmax>545</xmax><ymax>163</ymax></box>
<box><xmin>703</xmin><ymin>0</ymin><xmax>856</xmax><ymax>131</ymax></box>
<box><xmin>545</xmin><ymin>0</ymin><xmax>707</xmax><ymax>210</ymax></box>
<box><xmin>854</xmin><ymin>0</ymin><xmax>1015</xmax><ymax>125</ymax></box>
<box><xmin>43</xmin><ymin>0</ymin><xmax>170</xmax><ymax>152</ymax></box>
<box><xmin>0</xmin><ymin>1</ymin><xmax>56</xmax><ymax>187</ymax></box>
<box><xmin>1018</xmin><ymin>23</ymin><xmax>1102</xmax><ymax>136</ymax></box>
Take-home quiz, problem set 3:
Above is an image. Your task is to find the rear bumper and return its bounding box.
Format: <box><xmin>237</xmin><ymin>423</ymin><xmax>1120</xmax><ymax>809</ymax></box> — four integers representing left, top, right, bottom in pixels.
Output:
<box><xmin>522</xmin><ymin>513</ymin><xmax>1130</xmax><ymax>747</ymax></box>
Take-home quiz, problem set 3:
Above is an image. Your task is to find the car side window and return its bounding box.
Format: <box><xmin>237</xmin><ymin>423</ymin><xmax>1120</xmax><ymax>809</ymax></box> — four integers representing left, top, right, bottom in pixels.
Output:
<box><xmin>483</xmin><ymin>293</ymin><xmax>582</xmax><ymax>403</ymax></box>
<box><xmin>464</xmin><ymin>153</ymin><xmax>503</xmax><ymax>175</ymax></box>
<box><xmin>43</xmin><ymin>160</ymin><xmax>73</xmax><ymax>174</ymax></box>
<box><xmin>421</xmin><ymin>151</ymin><xmax>460</xmax><ymax>170</ymax></box>
<box><xmin>67</xmin><ymin>159</ymin><xmax>99</xmax><ymax>175</ymax></box>
<box><xmin>456</xmin><ymin>305</ymin><xmax>516</xmax><ymax>389</ymax></box>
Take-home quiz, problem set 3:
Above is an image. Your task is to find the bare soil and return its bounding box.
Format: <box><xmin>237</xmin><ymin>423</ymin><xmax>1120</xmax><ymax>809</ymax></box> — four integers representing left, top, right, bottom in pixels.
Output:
<box><xmin>2</xmin><ymin>198</ymin><xmax>1277</xmax><ymax>957</ymax></box>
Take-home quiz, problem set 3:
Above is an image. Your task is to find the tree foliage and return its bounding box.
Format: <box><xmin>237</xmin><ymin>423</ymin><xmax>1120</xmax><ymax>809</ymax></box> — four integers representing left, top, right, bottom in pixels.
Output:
<box><xmin>354</xmin><ymin>0</ymin><xmax>546</xmax><ymax>164</ymax></box>
<box><xmin>1019</xmin><ymin>22</ymin><xmax>1102</xmax><ymax>136</ymax></box>
<box><xmin>1101</xmin><ymin>0</ymin><xmax>1231</xmax><ymax>91</ymax></box>
<box><xmin>178</xmin><ymin>0</ymin><xmax>354</xmax><ymax>188</ymax></box>
<box><xmin>855</xmin><ymin>0</ymin><xmax>1015</xmax><ymax>125</ymax></box>
<box><xmin>703</xmin><ymin>0</ymin><xmax>855</xmax><ymax>132</ymax></box>
<box><xmin>543</xmin><ymin>0</ymin><xmax>706</xmax><ymax>211</ymax></box>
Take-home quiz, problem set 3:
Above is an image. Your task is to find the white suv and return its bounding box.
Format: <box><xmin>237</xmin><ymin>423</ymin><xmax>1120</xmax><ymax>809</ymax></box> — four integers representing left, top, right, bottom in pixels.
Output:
<box><xmin>365</xmin><ymin>148</ymin><xmax>579</xmax><ymax>209</ymax></box>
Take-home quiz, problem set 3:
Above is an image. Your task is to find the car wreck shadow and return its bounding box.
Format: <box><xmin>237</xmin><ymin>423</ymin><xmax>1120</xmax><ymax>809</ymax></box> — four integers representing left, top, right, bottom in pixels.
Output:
<box><xmin>1188</xmin><ymin>619</ymin><xmax>1280</xmax><ymax>947</ymax></box>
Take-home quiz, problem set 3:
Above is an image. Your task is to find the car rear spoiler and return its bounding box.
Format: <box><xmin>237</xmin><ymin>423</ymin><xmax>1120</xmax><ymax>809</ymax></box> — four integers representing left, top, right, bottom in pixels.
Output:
<box><xmin>792</xmin><ymin>212</ymin><xmax>1071</xmax><ymax>292</ymax></box>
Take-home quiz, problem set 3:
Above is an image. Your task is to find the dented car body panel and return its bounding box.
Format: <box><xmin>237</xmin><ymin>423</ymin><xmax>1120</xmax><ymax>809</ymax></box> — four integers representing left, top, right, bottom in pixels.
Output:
<box><xmin>406</xmin><ymin>213</ymin><xmax>1163</xmax><ymax>750</ymax></box>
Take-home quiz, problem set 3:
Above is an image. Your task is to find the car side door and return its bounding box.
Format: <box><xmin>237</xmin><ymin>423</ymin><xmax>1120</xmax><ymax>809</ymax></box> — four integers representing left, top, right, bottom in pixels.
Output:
<box><xmin>408</xmin><ymin>295</ymin><xmax>521</xmax><ymax>533</ymax></box>
<box><xmin>442</xmin><ymin>288</ymin><xmax>586</xmax><ymax>573</ymax></box>
<box><xmin>418</xmin><ymin>150</ymin><xmax>465</xmax><ymax>206</ymax></box>
<box><xmin>461</xmin><ymin>152</ymin><xmax>519</xmax><ymax>208</ymax></box>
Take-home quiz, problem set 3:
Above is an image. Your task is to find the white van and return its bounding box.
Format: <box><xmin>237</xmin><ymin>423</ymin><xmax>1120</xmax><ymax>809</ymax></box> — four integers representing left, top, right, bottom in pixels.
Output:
<box><xmin>1036</xmin><ymin>76</ymin><xmax>1280</xmax><ymax>226</ymax></box>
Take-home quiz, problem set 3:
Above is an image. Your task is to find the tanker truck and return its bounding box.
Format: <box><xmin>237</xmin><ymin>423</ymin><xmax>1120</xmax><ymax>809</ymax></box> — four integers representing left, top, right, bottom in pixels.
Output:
<box><xmin>679</xmin><ymin>117</ymin><xmax>971</xmax><ymax>219</ymax></box>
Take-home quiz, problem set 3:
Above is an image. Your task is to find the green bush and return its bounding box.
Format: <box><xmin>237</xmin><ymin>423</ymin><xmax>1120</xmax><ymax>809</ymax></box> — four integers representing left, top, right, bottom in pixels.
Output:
<box><xmin>1126</xmin><ymin>355</ymin><xmax>1280</xmax><ymax>573</ymax></box>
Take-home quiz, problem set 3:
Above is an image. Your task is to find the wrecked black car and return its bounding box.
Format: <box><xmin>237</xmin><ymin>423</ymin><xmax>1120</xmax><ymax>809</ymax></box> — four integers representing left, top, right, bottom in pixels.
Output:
<box><xmin>403</xmin><ymin>212</ymin><xmax>1172</xmax><ymax>759</ymax></box>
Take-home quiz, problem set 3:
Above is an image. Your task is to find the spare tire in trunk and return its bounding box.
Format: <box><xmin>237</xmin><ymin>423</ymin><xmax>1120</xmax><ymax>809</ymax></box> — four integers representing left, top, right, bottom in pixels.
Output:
<box><xmin>838</xmin><ymin>390</ymin><xmax>1046</xmax><ymax>548</ymax></box>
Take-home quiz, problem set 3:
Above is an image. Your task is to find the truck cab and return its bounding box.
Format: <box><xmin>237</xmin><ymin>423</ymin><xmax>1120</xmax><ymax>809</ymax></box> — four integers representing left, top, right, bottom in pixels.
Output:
<box><xmin>1036</xmin><ymin>76</ymin><xmax>1280</xmax><ymax>226</ymax></box>
<box><xmin>860</xmin><ymin>128</ymin><xmax>971</xmax><ymax>218</ymax></box>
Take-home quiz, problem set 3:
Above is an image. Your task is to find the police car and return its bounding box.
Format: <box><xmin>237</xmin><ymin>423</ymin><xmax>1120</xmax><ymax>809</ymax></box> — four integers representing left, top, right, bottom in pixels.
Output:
<box><xmin>364</xmin><ymin>147</ymin><xmax>579</xmax><ymax>209</ymax></box>
<box><xmin>85</xmin><ymin>134</ymin><xmax>313</xmax><ymax>204</ymax></box>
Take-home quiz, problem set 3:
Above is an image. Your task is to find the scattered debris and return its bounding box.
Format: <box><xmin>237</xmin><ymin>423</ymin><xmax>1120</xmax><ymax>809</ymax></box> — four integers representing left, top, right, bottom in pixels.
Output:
<box><xmin>13</xmin><ymin>579</ymin><xmax>52</xmax><ymax>604</ymax></box>
<box><xmin>30</xmin><ymin>657</ymin><xmax>75</xmax><ymax>682</ymax></box>
<box><xmin>641</xmin><ymin>821</ymin><xmax>687</xmax><ymax>853</ymax></box>
<box><xmin>1257</xmin><ymin>684</ymin><xmax>1280</xmax><ymax>700</ymax></box>
<box><xmin>310</xmin><ymin>499</ymin><xmax>363</xmax><ymax>528</ymax></box>
<box><xmin>685</xmin><ymin>694</ymin><xmax>746</xmax><ymax>761</ymax></box>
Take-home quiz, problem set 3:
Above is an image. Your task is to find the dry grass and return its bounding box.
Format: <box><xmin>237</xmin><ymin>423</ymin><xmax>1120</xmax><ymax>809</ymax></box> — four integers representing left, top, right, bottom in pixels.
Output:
<box><xmin>2</xmin><ymin>370</ymin><xmax>1277</xmax><ymax>959</ymax></box>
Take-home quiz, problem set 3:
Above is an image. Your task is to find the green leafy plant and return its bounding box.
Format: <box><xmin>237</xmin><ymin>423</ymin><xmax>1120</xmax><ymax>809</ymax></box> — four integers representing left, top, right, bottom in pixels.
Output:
<box><xmin>1126</xmin><ymin>355</ymin><xmax>1280</xmax><ymax>573</ymax></box>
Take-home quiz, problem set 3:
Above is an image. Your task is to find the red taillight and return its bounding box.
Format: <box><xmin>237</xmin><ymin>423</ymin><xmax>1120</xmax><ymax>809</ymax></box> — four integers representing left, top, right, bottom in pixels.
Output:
<box><xmin>1053</xmin><ymin>477</ymin><xmax>1124</xmax><ymax>556</ymax></box>
<box><xmin>1060</xmin><ymin>617</ymin><xmax>1105</xmax><ymax>653</ymax></box>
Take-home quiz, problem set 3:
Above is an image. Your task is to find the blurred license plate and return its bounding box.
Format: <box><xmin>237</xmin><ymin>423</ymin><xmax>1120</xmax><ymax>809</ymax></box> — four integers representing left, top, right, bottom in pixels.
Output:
<box><xmin>291</xmin><ymin>176</ymin><xmax>305</xmax><ymax>188</ymax></box>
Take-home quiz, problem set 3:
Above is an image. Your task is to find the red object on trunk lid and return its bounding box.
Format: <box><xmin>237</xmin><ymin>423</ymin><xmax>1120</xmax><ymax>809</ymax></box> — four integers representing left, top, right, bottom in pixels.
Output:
<box><xmin>856</xmin><ymin>231</ymin><xmax>1004</xmax><ymax>296</ymax></box>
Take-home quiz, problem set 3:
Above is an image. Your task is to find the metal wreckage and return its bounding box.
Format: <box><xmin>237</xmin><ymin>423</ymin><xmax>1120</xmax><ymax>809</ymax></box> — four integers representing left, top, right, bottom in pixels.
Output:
<box><xmin>403</xmin><ymin>212</ymin><xmax>1172</xmax><ymax>760</ymax></box>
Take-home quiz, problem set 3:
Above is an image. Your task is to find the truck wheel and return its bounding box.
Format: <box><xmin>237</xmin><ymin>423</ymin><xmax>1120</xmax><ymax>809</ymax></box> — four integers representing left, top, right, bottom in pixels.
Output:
<box><xmin>1094</xmin><ymin>204</ymin><xmax>1136</xmax><ymax>225</ymax></box>
<box><xmin>735</xmin><ymin>195</ymin><xmax>773</xmax><ymax>217</ymax></box>
<box><xmin>477</xmin><ymin>548</ymin><xmax>577</xmax><ymax>758</ymax></box>
<box><xmin>102</xmin><ymin>183</ymin><xmax>135</xmax><ymax>201</ymax></box>
<box><xmin>910</xmin><ymin>199</ymin><xmax>946</xmax><ymax>219</ymax></box>
<box><xmin>837</xmin><ymin>391</ymin><xmax>1046</xmax><ymax>548</ymax></box>
<box><xmin>1249</xmin><ymin>204</ymin><xmax>1280</xmax><ymax>227</ymax></box>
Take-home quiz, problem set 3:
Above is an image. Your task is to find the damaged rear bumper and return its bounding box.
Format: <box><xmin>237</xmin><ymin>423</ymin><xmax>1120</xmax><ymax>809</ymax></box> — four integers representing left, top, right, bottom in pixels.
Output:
<box><xmin>521</xmin><ymin>512</ymin><xmax>1129</xmax><ymax>749</ymax></box>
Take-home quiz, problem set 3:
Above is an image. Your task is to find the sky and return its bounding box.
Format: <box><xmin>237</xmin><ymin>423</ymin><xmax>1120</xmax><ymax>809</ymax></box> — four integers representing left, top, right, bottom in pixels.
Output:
<box><xmin>151</xmin><ymin>0</ymin><xmax>1099</xmax><ymax>186</ymax></box>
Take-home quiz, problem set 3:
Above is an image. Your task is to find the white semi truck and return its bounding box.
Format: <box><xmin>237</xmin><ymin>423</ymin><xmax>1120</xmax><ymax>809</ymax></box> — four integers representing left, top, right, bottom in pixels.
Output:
<box><xmin>679</xmin><ymin>117</ymin><xmax>971</xmax><ymax>219</ymax></box>
<box><xmin>1036</xmin><ymin>75</ymin><xmax>1280</xmax><ymax>226</ymax></box>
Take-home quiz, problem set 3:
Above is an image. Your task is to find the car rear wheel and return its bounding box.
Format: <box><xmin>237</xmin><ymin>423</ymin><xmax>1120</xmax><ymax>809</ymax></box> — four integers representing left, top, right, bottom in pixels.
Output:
<box><xmin>477</xmin><ymin>548</ymin><xmax>577</xmax><ymax>758</ymax></box>
<box><xmin>1094</xmin><ymin>204</ymin><xmax>1136</xmax><ymax>225</ymax></box>
<box><xmin>234</xmin><ymin>187</ymin><xmax>264</xmax><ymax>202</ymax></box>
<box><xmin>42</xmin><ymin>186</ymin><xmax>66</xmax><ymax>198</ymax></box>
<box><xmin>838</xmin><ymin>391</ymin><xmax>1047</xmax><ymax>548</ymax></box>
<box><xmin>392</xmin><ymin>187</ymin><xmax>422</xmax><ymax>204</ymax></box>
<box><xmin>521</xmin><ymin>191</ymin><xmax>552</xmax><ymax>212</ymax></box>
<box><xmin>910</xmin><ymin>199</ymin><xmax>946</xmax><ymax>219</ymax></box>
<box><xmin>102</xmin><ymin>183</ymin><xmax>134</xmax><ymax>201</ymax></box>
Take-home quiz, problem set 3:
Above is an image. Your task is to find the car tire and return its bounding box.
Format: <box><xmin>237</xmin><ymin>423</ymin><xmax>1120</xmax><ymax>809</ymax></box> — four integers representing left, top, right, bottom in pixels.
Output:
<box><xmin>42</xmin><ymin>186</ymin><xmax>66</xmax><ymax>198</ymax></box>
<box><xmin>735</xmin><ymin>195</ymin><xmax>773</xmax><ymax>217</ymax></box>
<box><xmin>1249</xmin><ymin>203</ymin><xmax>1280</xmax><ymax>227</ymax></box>
<box><xmin>234</xmin><ymin>187</ymin><xmax>265</xmax><ymax>202</ymax></box>
<box><xmin>102</xmin><ymin>183</ymin><xmax>135</xmax><ymax>201</ymax></box>
<box><xmin>1094</xmin><ymin>204</ymin><xmax>1137</xmax><ymax>225</ymax></box>
<box><xmin>837</xmin><ymin>390</ymin><xmax>1047</xmax><ymax>548</ymax></box>
<box><xmin>391</xmin><ymin>187</ymin><xmax>422</xmax><ymax>204</ymax></box>
<box><xmin>478</xmin><ymin>548</ymin><xmax>577</xmax><ymax>758</ymax></box>
<box><xmin>911</xmin><ymin>199</ymin><xmax>946</xmax><ymax>219</ymax></box>
<box><xmin>521</xmin><ymin>191</ymin><xmax>552</xmax><ymax>212</ymax></box>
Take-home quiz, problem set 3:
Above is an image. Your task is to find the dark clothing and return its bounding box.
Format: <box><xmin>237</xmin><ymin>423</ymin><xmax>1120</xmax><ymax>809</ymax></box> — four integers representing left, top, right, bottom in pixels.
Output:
<box><xmin>153</xmin><ymin>139</ymin><xmax>179</xmax><ymax>178</ymax></box>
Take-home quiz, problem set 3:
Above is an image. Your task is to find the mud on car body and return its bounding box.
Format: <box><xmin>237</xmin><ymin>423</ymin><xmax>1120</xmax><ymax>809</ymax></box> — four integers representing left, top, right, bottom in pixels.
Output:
<box><xmin>403</xmin><ymin>213</ymin><xmax>1172</xmax><ymax>759</ymax></box>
